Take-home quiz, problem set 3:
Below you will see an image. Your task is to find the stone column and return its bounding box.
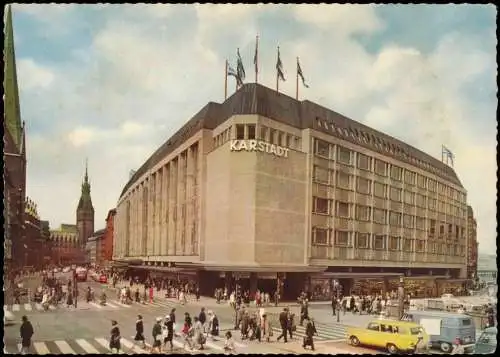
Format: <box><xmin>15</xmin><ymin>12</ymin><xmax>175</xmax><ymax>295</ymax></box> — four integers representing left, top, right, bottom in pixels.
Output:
<box><xmin>383</xmin><ymin>276</ymin><xmax>389</xmax><ymax>295</ymax></box>
<box><xmin>249</xmin><ymin>272</ymin><xmax>258</xmax><ymax>296</ymax></box>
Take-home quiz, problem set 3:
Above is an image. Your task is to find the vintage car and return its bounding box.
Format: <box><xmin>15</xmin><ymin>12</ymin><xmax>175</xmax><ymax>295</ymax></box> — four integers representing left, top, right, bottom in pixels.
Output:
<box><xmin>347</xmin><ymin>319</ymin><xmax>429</xmax><ymax>354</ymax></box>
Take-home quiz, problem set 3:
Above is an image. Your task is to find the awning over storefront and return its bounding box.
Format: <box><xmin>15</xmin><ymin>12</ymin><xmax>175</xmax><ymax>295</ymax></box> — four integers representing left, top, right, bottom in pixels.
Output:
<box><xmin>436</xmin><ymin>278</ymin><xmax>470</xmax><ymax>283</ymax></box>
<box><xmin>312</xmin><ymin>272</ymin><xmax>402</xmax><ymax>279</ymax></box>
<box><xmin>180</xmin><ymin>263</ymin><xmax>327</xmax><ymax>273</ymax></box>
<box><xmin>131</xmin><ymin>265</ymin><xmax>197</xmax><ymax>273</ymax></box>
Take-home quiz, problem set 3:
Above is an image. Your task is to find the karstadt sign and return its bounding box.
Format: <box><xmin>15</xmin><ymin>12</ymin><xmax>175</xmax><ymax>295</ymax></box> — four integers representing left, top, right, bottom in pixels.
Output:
<box><xmin>230</xmin><ymin>140</ymin><xmax>290</xmax><ymax>158</ymax></box>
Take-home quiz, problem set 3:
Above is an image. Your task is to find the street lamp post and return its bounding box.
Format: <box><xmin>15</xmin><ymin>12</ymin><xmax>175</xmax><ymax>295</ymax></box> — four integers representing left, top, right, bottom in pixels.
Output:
<box><xmin>333</xmin><ymin>279</ymin><xmax>342</xmax><ymax>323</ymax></box>
<box><xmin>397</xmin><ymin>276</ymin><xmax>405</xmax><ymax>320</ymax></box>
<box><xmin>73</xmin><ymin>269</ymin><xmax>78</xmax><ymax>309</ymax></box>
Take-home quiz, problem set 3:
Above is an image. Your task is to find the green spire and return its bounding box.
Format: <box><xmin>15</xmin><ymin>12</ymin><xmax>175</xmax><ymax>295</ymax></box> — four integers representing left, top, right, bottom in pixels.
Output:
<box><xmin>4</xmin><ymin>4</ymin><xmax>23</xmax><ymax>150</ymax></box>
<box><xmin>78</xmin><ymin>159</ymin><xmax>93</xmax><ymax>210</ymax></box>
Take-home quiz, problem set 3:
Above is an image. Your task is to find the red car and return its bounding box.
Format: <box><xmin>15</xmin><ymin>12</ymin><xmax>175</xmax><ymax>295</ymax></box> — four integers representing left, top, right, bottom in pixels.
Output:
<box><xmin>99</xmin><ymin>275</ymin><xmax>108</xmax><ymax>284</ymax></box>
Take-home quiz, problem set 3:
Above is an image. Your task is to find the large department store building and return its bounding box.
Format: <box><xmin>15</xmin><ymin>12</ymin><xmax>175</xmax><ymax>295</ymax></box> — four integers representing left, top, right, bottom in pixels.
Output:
<box><xmin>113</xmin><ymin>84</ymin><xmax>469</xmax><ymax>299</ymax></box>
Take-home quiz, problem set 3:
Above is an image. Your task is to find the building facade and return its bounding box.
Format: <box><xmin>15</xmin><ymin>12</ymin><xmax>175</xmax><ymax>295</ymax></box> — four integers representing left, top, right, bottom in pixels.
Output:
<box><xmin>103</xmin><ymin>209</ymin><xmax>116</xmax><ymax>264</ymax></box>
<box><xmin>3</xmin><ymin>5</ymin><xmax>27</xmax><ymax>281</ymax></box>
<box><xmin>40</xmin><ymin>220</ymin><xmax>52</xmax><ymax>265</ymax></box>
<box><xmin>49</xmin><ymin>224</ymin><xmax>82</xmax><ymax>266</ymax></box>
<box><xmin>113</xmin><ymin>84</ymin><xmax>469</xmax><ymax>298</ymax></box>
<box><xmin>23</xmin><ymin>198</ymin><xmax>50</xmax><ymax>269</ymax></box>
<box><xmin>466</xmin><ymin>206</ymin><xmax>478</xmax><ymax>281</ymax></box>
<box><xmin>85</xmin><ymin>229</ymin><xmax>106</xmax><ymax>266</ymax></box>
<box><xmin>77</xmin><ymin>161</ymin><xmax>95</xmax><ymax>248</ymax></box>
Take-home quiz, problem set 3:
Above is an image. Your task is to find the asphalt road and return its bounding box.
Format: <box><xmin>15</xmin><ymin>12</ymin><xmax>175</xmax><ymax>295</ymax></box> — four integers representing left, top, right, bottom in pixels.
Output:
<box><xmin>5</xmin><ymin>280</ymin><xmax>478</xmax><ymax>354</ymax></box>
<box><xmin>4</xmin><ymin>277</ymin><xmax>360</xmax><ymax>355</ymax></box>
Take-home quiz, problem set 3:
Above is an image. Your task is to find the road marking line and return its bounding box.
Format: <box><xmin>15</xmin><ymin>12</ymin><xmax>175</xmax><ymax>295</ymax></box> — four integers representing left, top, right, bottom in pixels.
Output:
<box><xmin>204</xmin><ymin>340</ymin><xmax>224</xmax><ymax>351</ymax></box>
<box><xmin>24</xmin><ymin>304</ymin><xmax>32</xmax><ymax>311</ymax></box>
<box><xmin>234</xmin><ymin>341</ymin><xmax>247</xmax><ymax>348</ymax></box>
<box><xmin>112</xmin><ymin>300</ymin><xmax>131</xmax><ymax>308</ymax></box>
<box><xmin>121</xmin><ymin>338</ymin><xmax>148</xmax><ymax>354</ymax></box>
<box><xmin>89</xmin><ymin>302</ymin><xmax>103</xmax><ymax>309</ymax></box>
<box><xmin>12</xmin><ymin>304</ymin><xmax>20</xmax><ymax>312</ymax></box>
<box><xmin>35</xmin><ymin>303</ymin><xmax>43</xmax><ymax>311</ymax></box>
<box><xmin>106</xmin><ymin>302</ymin><xmax>120</xmax><ymax>308</ymax></box>
<box><xmin>76</xmin><ymin>339</ymin><xmax>100</xmax><ymax>353</ymax></box>
<box><xmin>33</xmin><ymin>342</ymin><xmax>50</xmax><ymax>354</ymax></box>
<box><xmin>94</xmin><ymin>337</ymin><xmax>109</xmax><ymax>350</ymax></box>
<box><xmin>172</xmin><ymin>339</ymin><xmax>189</xmax><ymax>351</ymax></box>
<box><xmin>54</xmin><ymin>340</ymin><xmax>76</xmax><ymax>354</ymax></box>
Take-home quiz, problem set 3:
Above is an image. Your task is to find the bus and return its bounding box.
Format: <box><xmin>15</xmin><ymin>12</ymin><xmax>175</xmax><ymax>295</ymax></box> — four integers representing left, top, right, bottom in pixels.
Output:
<box><xmin>75</xmin><ymin>267</ymin><xmax>88</xmax><ymax>282</ymax></box>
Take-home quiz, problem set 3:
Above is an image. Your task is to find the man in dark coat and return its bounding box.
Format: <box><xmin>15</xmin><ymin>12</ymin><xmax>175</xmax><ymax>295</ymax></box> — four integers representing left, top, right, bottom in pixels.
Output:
<box><xmin>302</xmin><ymin>317</ymin><xmax>317</xmax><ymax>351</ymax></box>
<box><xmin>109</xmin><ymin>320</ymin><xmax>121</xmax><ymax>353</ymax></box>
<box><xmin>199</xmin><ymin>307</ymin><xmax>207</xmax><ymax>332</ymax></box>
<box><xmin>300</xmin><ymin>301</ymin><xmax>309</xmax><ymax>325</ymax></box>
<box><xmin>276</xmin><ymin>307</ymin><xmax>289</xmax><ymax>343</ymax></box>
<box><xmin>20</xmin><ymin>315</ymin><xmax>34</xmax><ymax>355</ymax></box>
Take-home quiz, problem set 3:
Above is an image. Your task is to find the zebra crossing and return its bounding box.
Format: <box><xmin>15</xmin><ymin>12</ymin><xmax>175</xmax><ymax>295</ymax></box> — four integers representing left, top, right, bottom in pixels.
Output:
<box><xmin>4</xmin><ymin>335</ymin><xmax>249</xmax><ymax>355</ymax></box>
<box><xmin>271</xmin><ymin>321</ymin><xmax>347</xmax><ymax>342</ymax></box>
<box><xmin>3</xmin><ymin>298</ymin><xmax>180</xmax><ymax>314</ymax></box>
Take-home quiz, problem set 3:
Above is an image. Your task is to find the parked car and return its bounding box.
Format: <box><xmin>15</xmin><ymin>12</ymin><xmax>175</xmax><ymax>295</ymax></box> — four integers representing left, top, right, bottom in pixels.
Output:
<box><xmin>98</xmin><ymin>275</ymin><xmax>108</xmax><ymax>284</ymax></box>
<box><xmin>474</xmin><ymin>327</ymin><xmax>497</xmax><ymax>354</ymax></box>
<box><xmin>347</xmin><ymin>319</ymin><xmax>429</xmax><ymax>354</ymax></box>
<box><xmin>402</xmin><ymin>310</ymin><xmax>476</xmax><ymax>353</ymax></box>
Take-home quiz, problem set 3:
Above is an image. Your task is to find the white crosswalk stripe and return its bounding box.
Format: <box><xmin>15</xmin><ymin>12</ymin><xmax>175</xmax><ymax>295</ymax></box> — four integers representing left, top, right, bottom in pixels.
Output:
<box><xmin>24</xmin><ymin>303</ymin><xmax>32</xmax><ymax>311</ymax></box>
<box><xmin>5</xmin><ymin>335</ymin><xmax>248</xmax><ymax>355</ymax></box>
<box><xmin>121</xmin><ymin>338</ymin><xmax>148</xmax><ymax>354</ymax></box>
<box><xmin>88</xmin><ymin>302</ymin><xmax>103</xmax><ymax>309</ymax></box>
<box><xmin>75</xmin><ymin>339</ymin><xmax>100</xmax><ymax>353</ymax></box>
<box><xmin>272</xmin><ymin>322</ymin><xmax>347</xmax><ymax>341</ymax></box>
<box><xmin>33</xmin><ymin>342</ymin><xmax>51</xmax><ymax>354</ymax></box>
<box><xmin>12</xmin><ymin>304</ymin><xmax>20</xmax><ymax>312</ymax></box>
<box><xmin>54</xmin><ymin>341</ymin><xmax>75</xmax><ymax>354</ymax></box>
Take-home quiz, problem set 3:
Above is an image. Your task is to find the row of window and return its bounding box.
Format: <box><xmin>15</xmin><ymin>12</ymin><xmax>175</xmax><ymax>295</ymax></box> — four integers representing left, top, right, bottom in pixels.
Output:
<box><xmin>313</xmin><ymin>121</ymin><xmax>456</xmax><ymax>185</ymax></box>
<box><xmin>313</xmin><ymin>167</ymin><xmax>467</xmax><ymax>218</ymax></box>
<box><xmin>312</xmin><ymin>198</ymin><xmax>465</xmax><ymax>236</ymax></box>
<box><xmin>313</xmin><ymin>138</ymin><xmax>465</xmax><ymax>203</ymax></box>
<box><xmin>233</xmin><ymin>124</ymin><xmax>302</xmax><ymax>150</ymax></box>
<box><xmin>213</xmin><ymin>127</ymin><xmax>232</xmax><ymax>148</ymax></box>
<box><xmin>312</xmin><ymin>228</ymin><xmax>465</xmax><ymax>255</ymax></box>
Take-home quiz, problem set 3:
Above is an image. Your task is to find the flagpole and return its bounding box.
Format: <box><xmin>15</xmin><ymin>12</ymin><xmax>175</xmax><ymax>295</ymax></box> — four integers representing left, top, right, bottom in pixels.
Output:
<box><xmin>441</xmin><ymin>145</ymin><xmax>444</xmax><ymax>163</ymax></box>
<box><xmin>224</xmin><ymin>60</ymin><xmax>228</xmax><ymax>100</ymax></box>
<box><xmin>276</xmin><ymin>46</ymin><xmax>279</xmax><ymax>93</ymax></box>
<box><xmin>255</xmin><ymin>35</ymin><xmax>259</xmax><ymax>84</ymax></box>
<box><xmin>296</xmin><ymin>57</ymin><xmax>299</xmax><ymax>100</ymax></box>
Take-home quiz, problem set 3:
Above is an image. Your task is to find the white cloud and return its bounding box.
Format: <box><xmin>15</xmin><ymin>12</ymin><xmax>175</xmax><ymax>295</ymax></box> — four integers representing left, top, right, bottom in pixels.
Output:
<box><xmin>17</xmin><ymin>59</ymin><xmax>55</xmax><ymax>90</ymax></box>
<box><xmin>16</xmin><ymin>5</ymin><xmax>497</xmax><ymax>254</ymax></box>
<box><xmin>292</xmin><ymin>4</ymin><xmax>384</xmax><ymax>35</ymax></box>
<box><xmin>67</xmin><ymin>126</ymin><xmax>97</xmax><ymax>147</ymax></box>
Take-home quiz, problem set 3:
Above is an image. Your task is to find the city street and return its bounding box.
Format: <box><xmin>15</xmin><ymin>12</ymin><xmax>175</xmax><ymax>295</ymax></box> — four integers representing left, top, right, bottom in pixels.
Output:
<box><xmin>4</xmin><ymin>279</ymin><xmax>352</xmax><ymax>354</ymax></box>
<box><xmin>4</xmin><ymin>277</ymin><xmax>487</xmax><ymax>354</ymax></box>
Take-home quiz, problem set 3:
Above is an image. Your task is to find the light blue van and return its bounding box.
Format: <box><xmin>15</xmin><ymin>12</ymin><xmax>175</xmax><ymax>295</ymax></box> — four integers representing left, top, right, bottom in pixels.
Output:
<box><xmin>402</xmin><ymin>310</ymin><xmax>476</xmax><ymax>353</ymax></box>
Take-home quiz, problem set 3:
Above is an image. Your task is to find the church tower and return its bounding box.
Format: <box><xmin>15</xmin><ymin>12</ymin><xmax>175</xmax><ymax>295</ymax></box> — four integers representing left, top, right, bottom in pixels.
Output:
<box><xmin>76</xmin><ymin>160</ymin><xmax>94</xmax><ymax>248</ymax></box>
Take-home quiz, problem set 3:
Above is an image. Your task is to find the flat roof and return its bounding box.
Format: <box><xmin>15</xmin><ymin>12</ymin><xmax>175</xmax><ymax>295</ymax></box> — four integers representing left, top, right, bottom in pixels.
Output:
<box><xmin>406</xmin><ymin>310</ymin><xmax>474</xmax><ymax>318</ymax></box>
<box><xmin>119</xmin><ymin>83</ymin><xmax>462</xmax><ymax>199</ymax></box>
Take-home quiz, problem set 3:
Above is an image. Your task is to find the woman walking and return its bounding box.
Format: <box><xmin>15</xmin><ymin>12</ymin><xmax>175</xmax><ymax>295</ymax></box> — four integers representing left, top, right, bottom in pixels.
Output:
<box><xmin>109</xmin><ymin>320</ymin><xmax>121</xmax><ymax>354</ymax></box>
<box><xmin>163</xmin><ymin>315</ymin><xmax>174</xmax><ymax>351</ymax></box>
<box><xmin>134</xmin><ymin>315</ymin><xmax>145</xmax><ymax>349</ymax></box>
<box><xmin>151</xmin><ymin>317</ymin><xmax>162</xmax><ymax>353</ymax></box>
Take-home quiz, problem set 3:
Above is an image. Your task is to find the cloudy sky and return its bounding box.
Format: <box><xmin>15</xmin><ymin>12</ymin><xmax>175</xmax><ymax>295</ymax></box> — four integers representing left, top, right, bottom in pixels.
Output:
<box><xmin>11</xmin><ymin>4</ymin><xmax>496</xmax><ymax>253</ymax></box>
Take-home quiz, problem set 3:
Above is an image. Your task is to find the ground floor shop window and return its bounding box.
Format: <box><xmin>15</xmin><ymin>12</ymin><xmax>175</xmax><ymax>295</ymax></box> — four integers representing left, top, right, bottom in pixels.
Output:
<box><xmin>310</xmin><ymin>278</ymin><xmax>331</xmax><ymax>301</ymax></box>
